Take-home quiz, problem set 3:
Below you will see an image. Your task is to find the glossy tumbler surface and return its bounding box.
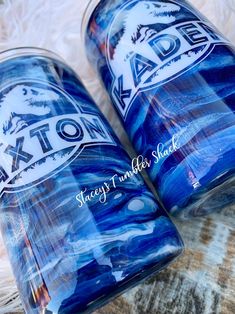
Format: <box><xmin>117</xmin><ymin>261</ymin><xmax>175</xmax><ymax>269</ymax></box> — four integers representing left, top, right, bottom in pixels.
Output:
<box><xmin>84</xmin><ymin>0</ymin><xmax>235</xmax><ymax>217</ymax></box>
<box><xmin>0</xmin><ymin>48</ymin><xmax>183</xmax><ymax>313</ymax></box>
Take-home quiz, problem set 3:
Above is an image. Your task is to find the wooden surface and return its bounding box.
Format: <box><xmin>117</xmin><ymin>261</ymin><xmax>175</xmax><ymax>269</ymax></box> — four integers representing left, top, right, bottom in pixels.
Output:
<box><xmin>95</xmin><ymin>205</ymin><xmax>235</xmax><ymax>314</ymax></box>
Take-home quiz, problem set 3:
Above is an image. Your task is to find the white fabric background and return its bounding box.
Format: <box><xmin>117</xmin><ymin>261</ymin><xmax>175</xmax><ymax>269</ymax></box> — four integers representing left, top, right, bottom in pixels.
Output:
<box><xmin>0</xmin><ymin>0</ymin><xmax>234</xmax><ymax>312</ymax></box>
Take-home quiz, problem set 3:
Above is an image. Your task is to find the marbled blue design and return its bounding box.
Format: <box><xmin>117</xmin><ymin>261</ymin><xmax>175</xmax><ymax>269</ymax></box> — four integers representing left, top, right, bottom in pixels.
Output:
<box><xmin>85</xmin><ymin>0</ymin><xmax>235</xmax><ymax>217</ymax></box>
<box><xmin>0</xmin><ymin>50</ymin><xmax>183</xmax><ymax>314</ymax></box>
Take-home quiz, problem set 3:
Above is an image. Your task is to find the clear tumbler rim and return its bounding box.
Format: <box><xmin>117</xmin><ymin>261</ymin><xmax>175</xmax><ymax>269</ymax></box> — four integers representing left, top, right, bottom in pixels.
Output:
<box><xmin>81</xmin><ymin>0</ymin><xmax>101</xmax><ymax>43</ymax></box>
<box><xmin>0</xmin><ymin>47</ymin><xmax>64</xmax><ymax>63</ymax></box>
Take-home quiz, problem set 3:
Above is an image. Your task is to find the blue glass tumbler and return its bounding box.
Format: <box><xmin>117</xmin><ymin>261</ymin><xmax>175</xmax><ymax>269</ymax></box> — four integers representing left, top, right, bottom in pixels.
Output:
<box><xmin>84</xmin><ymin>0</ymin><xmax>235</xmax><ymax>217</ymax></box>
<box><xmin>0</xmin><ymin>47</ymin><xmax>183</xmax><ymax>313</ymax></box>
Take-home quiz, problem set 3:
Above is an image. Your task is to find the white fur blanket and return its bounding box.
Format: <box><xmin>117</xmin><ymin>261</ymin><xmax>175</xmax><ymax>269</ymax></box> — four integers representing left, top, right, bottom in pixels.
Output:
<box><xmin>0</xmin><ymin>0</ymin><xmax>234</xmax><ymax>313</ymax></box>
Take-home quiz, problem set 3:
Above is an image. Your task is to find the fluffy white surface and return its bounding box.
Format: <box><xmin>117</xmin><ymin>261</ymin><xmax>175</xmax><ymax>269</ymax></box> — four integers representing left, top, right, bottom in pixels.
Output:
<box><xmin>0</xmin><ymin>0</ymin><xmax>234</xmax><ymax>313</ymax></box>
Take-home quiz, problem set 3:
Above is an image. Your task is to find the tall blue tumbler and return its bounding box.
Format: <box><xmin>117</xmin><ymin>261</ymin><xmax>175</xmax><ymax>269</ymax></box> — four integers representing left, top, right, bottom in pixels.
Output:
<box><xmin>0</xmin><ymin>48</ymin><xmax>183</xmax><ymax>313</ymax></box>
<box><xmin>83</xmin><ymin>0</ymin><xmax>235</xmax><ymax>217</ymax></box>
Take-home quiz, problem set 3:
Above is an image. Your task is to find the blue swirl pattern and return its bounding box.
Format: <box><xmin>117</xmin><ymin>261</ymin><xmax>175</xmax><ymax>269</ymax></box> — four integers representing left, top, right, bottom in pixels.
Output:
<box><xmin>0</xmin><ymin>51</ymin><xmax>183</xmax><ymax>313</ymax></box>
<box><xmin>85</xmin><ymin>0</ymin><xmax>235</xmax><ymax>217</ymax></box>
